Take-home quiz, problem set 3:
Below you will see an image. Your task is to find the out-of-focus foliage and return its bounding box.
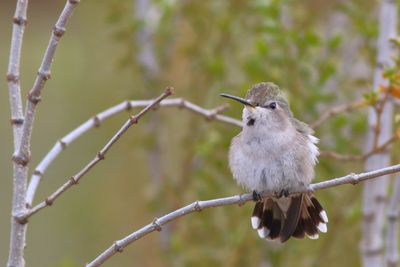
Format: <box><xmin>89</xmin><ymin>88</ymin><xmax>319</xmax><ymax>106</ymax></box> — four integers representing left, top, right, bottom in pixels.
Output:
<box><xmin>0</xmin><ymin>0</ymin><xmax>393</xmax><ymax>266</ymax></box>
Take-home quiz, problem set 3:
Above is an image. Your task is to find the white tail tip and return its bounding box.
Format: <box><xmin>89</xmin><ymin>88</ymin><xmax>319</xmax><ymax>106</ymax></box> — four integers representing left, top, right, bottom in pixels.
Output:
<box><xmin>320</xmin><ymin>210</ymin><xmax>328</xmax><ymax>223</ymax></box>
<box><xmin>257</xmin><ymin>227</ymin><xmax>269</xmax><ymax>238</ymax></box>
<box><xmin>317</xmin><ymin>222</ymin><xmax>328</xmax><ymax>233</ymax></box>
<box><xmin>251</xmin><ymin>216</ymin><xmax>261</xmax><ymax>229</ymax></box>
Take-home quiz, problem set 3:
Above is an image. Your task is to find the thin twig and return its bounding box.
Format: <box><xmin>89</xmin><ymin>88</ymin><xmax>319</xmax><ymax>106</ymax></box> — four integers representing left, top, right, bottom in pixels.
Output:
<box><xmin>6</xmin><ymin>0</ymin><xmax>27</xmax><ymax>148</ymax></box>
<box><xmin>85</xmin><ymin>163</ymin><xmax>400</xmax><ymax>267</ymax></box>
<box><xmin>6</xmin><ymin>1</ymin><xmax>30</xmax><ymax>266</ymax></box>
<box><xmin>311</xmin><ymin>100</ymin><xmax>366</xmax><ymax>129</ymax></box>
<box><xmin>319</xmin><ymin>133</ymin><xmax>399</xmax><ymax>161</ymax></box>
<box><xmin>18</xmin><ymin>88</ymin><xmax>173</xmax><ymax>221</ymax></box>
<box><xmin>385</xmin><ymin>176</ymin><xmax>400</xmax><ymax>267</ymax></box>
<box><xmin>15</xmin><ymin>0</ymin><xmax>80</xmax><ymax>168</ymax></box>
<box><xmin>25</xmin><ymin>99</ymin><xmax>238</xmax><ymax>207</ymax></box>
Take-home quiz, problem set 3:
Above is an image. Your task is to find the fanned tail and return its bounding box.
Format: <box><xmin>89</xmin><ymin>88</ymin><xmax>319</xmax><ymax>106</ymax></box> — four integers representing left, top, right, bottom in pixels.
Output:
<box><xmin>251</xmin><ymin>193</ymin><xmax>328</xmax><ymax>242</ymax></box>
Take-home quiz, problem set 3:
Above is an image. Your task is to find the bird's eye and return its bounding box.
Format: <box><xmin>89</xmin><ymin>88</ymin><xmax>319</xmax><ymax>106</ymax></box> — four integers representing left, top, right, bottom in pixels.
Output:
<box><xmin>265</xmin><ymin>102</ymin><xmax>277</xmax><ymax>109</ymax></box>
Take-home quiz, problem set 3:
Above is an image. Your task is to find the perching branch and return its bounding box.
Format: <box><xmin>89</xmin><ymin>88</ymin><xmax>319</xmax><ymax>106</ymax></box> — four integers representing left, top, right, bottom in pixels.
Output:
<box><xmin>6</xmin><ymin>1</ymin><xmax>29</xmax><ymax>266</ymax></box>
<box><xmin>86</xmin><ymin>163</ymin><xmax>400</xmax><ymax>267</ymax></box>
<box><xmin>15</xmin><ymin>0</ymin><xmax>80</xmax><ymax>167</ymax></box>
<box><xmin>18</xmin><ymin>88</ymin><xmax>173</xmax><ymax>222</ymax></box>
<box><xmin>25</xmin><ymin>98</ymin><xmax>239</xmax><ymax>207</ymax></box>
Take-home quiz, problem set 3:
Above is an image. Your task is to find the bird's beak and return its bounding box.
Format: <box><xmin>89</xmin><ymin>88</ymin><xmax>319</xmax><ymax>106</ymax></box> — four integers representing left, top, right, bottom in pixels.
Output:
<box><xmin>219</xmin><ymin>93</ymin><xmax>255</xmax><ymax>107</ymax></box>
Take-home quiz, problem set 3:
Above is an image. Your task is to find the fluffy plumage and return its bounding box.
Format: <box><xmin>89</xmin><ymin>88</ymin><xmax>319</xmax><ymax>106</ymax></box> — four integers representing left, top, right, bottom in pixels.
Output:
<box><xmin>228</xmin><ymin>82</ymin><xmax>328</xmax><ymax>242</ymax></box>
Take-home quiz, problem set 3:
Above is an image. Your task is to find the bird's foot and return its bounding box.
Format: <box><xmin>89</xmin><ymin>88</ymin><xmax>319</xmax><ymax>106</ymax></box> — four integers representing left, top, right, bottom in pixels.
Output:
<box><xmin>274</xmin><ymin>189</ymin><xmax>290</xmax><ymax>198</ymax></box>
<box><xmin>252</xmin><ymin>190</ymin><xmax>262</xmax><ymax>202</ymax></box>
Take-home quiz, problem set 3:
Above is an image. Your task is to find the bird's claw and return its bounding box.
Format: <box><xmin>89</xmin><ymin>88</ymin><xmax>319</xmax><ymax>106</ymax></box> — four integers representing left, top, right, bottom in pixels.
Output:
<box><xmin>252</xmin><ymin>190</ymin><xmax>262</xmax><ymax>202</ymax></box>
<box><xmin>274</xmin><ymin>189</ymin><xmax>289</xmax><ymax>198</ymax></box>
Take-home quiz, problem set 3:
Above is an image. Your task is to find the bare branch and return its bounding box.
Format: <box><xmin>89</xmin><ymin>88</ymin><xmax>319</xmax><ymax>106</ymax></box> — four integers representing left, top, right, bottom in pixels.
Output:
<box><xmin>25</xmin><ymin>99</ymin><xmax>239</xmax><ymax>207</ymax></box>
<box><xmin>6</xmin><ymin>1</ymin><xmax>29</xmax><ymax>266</ymax></box>
<box><xmin>311</xmin><ymin>100</ymin><xmax>366</xmax><ymax>129</ymax></box>
<box><xmin>19</xmin><ymin>89</ymin><xmax>173</xmax><ymax>221</ymax></box>
<box><xmin>319</xmin><ymin>133</ymin><xmax>399</xmax><ymax>161</ymax></box>
<box><xmin>385</xmin><ymin>176</ymin><xmax>400</xmax><ymax>267</ymax></box>
<box><xmin>86</xmin><ymin>163</ymin><xmax>400</xmax><ymax>267</ymax></box>
<box><xmin>6</xmin><ymin>0</ymin><xmax>28</xmax><ymax>148</ymax></box>
<box><xmin>15</xmin><ymin>0</ymin><xmax>80</xmax><ymax>167</ymax></box>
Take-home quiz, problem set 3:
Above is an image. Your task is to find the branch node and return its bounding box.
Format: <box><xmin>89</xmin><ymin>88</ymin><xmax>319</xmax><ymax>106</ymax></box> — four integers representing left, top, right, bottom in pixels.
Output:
<box><xmin>113</xmin><ymin>241</ymin><xmax>124</xmax><ymax>253</ymax></box>
<box><xmin>14</xmin><ymin>213</ymin><xmax>28</xmax><ymax>225</ymax></box>
<box><xmin>53</xmin><ymin>26</ymin><xmax>66</xmax><ymax>37</ymax></box>
<box><xmin>38</xmin><ymin>70</ymin><xmax>51</xmax><ymax>81</ymax></box>
<box><xmin>70</xmin><ymin>176</ymin><xmax>78</xmax><ymax>185</ymax></box>
<box><xmin>10</xmin><ymin>117</ymin><xmax>24</xmax><ymax>125</ymax></box>
<box><xmin>178</xmin><ymin>99</ymin><xmax>185</xmax><ymax>109</ymax></box>
<box><xmin>194</xmin><ymin>201</ymin><xmax>203</xmax><ymax>211</ymax></box>
<box><xmin>45</xmin><ymin>197</ymin><xmax>54</xmax><ymax>206</ymax></box>
<box><xmin>152</xmin><ymin>218</ymin><xmax>162</xmax><ymax>232</ymax></box>
<box><xmin>97</xmin><ymin>152</ymin><xmax>105</xmax><ymax>160</ymax></box>
<box><xmin>349</xmin><ymin>173</ymin><xmax>359</xmax><ymax>185</ymax></box>
<box><xmin>130</xmin><ymin>115</ymin><xmax>138</xmax><ymax>124</ymax></box>
<box><xmin>93</xmin><ymin>115</ymin><xmax>101</xmax><ymax>127</ymax></box>
<box><xmin>12</xmin><ymin>16</ymin><xmax>28</xmax><ymax>26</ymax></box>
<box><xmin>165</xmin><ymin>86</ymin><xmax>175</xmax><ymax>96</ymax></box>
<box><xmin>238</xmin><ymin>194</ymin><xmax>246</xmax><ymax>207</ymax></box>
<box><xmin>33</xmin><ymin>170</ymin><xmax>43</xmax><ymax>177</ymax></box>
<box><xmin>125</xmin><ymin>100</ymin><xmax>132</xmax><ymax>111</ymax></box>
<box><xmin>12</xmin><ymin>153</ymin><xmax>30</xmax><ymax>166</ymax></box>
<box><xmin>28</xmin><ymin>92</ymin><xmax>41</xmax><ymax>105</ymax></box>
<box><xmin>59</xmin><ymin>139</ymin><xmax>67</xmax><ymax>150</ymax></box>
<box><xmin>6</xmin><ymin>73</ymin><xmax>19</xmax><ymax>82</ymax></box>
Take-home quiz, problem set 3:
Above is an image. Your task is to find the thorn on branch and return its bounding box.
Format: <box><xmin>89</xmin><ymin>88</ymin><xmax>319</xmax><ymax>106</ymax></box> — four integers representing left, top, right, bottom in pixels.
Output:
<box><xmin>12</xmin><ymin>16</ymin><xmax>28</xmax><ymax>26</ymax></box>
<box><xmin>152</xmin><ymin>218</ymin><xmax>162</xmax><ymax>231</ymax></box>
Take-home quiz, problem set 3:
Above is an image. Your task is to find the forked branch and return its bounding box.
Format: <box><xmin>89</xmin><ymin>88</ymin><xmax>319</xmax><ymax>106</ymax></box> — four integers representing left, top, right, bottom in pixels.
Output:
<box><xmin>18</xmin><ymin>88</ymin><xmax>173</xmax><ymax>221</ymax></box>
<box><xmin>25</xmin><ymin>98</ymin><xmax>240</xmax><ymax>207</ymax></box>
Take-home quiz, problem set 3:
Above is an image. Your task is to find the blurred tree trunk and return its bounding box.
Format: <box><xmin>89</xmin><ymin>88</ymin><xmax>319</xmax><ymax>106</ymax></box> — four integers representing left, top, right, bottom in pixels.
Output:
<box><xmin>361</xmin><ymin>1</ymin><xmax>397</xmax><ymax>267</ymax></box>
<box><xmin>134</xmin><ymin>0</ymin><xmax>172</xmax><ymax>251</ymax></box>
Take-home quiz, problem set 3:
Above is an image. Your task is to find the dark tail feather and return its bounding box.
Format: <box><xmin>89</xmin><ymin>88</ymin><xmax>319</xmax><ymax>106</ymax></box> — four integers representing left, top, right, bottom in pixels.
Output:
<box><xmin>280</xmin><ymin>194</ymin><xmax>303</xmax><ymax>242</ymax></box>
<box><xmin>250</xmin><ymin>194</ymin><xmax>328</xmax><ymax>242</ymax></box>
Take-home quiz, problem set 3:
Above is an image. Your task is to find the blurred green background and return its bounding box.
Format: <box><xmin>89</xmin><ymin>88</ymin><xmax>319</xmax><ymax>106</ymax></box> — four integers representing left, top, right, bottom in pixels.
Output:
<box><xmin>0</xmin><ymin>0</ymin><xmax>391</xmax><ymax>266</ymax></box>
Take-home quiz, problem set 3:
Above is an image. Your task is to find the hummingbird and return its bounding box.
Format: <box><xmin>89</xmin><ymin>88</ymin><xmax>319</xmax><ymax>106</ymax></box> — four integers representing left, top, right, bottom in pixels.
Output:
<box><xmin>220</xmin><ymin>82</ymin><xmax>328</xmax><ymax>242</ymax></box>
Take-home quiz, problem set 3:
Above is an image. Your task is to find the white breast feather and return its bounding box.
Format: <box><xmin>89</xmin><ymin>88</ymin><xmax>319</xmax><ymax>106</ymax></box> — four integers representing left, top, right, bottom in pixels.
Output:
<box><xmin>307</xmin><ymin>134</ymin><xmax>319</xmax><ymax>164</ymax></box>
